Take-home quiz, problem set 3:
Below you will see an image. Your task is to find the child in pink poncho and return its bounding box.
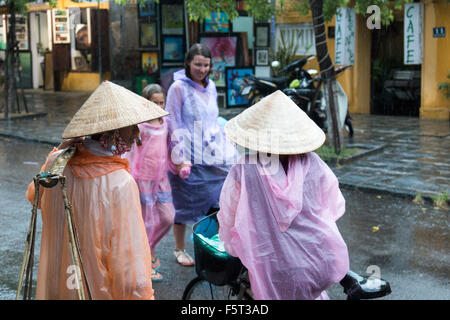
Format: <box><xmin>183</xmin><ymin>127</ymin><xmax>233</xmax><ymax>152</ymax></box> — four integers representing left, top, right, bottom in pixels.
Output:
<box><xmin>125</xmin><ymin>84</ymin><xmax>186</xmax><ymax>282</ymax></box>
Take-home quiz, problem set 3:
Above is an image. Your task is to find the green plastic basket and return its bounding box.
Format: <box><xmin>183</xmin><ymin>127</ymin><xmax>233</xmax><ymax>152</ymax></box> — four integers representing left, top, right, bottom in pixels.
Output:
<box><xmin>193</xmin><ymin>212</ymin><xmax>243</xmax><ymax>286</ymax></box>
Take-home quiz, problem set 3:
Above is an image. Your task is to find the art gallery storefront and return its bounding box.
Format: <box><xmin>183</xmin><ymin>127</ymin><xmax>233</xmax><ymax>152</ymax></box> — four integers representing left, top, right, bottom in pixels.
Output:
<box><xmin>109</xmin><ymin>0</ymin><xmax>273</xmax><ymax>108</ymax></box>
<box><xmin>0</xmin><ymin>0</ymin><xmax>110</xmax><ymax>91</ymax></box>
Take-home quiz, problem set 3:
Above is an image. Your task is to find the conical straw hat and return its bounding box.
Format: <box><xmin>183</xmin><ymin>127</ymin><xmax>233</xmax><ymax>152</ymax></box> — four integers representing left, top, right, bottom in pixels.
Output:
<box><xmin>62</xmin><ymin>81</ymin><xmax>169</xmax><ymax>138</ymax></box>
<box><xmin>224</xmin><ymin>90</ymin><xmax>325</xmax><ymax>154</ymax></box>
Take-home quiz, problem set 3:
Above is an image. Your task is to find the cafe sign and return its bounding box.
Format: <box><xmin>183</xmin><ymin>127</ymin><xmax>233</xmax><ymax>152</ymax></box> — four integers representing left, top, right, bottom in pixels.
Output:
<box><xmin>335</xmin><ymin>7</ymin><xmax>355</xmax><ymax>66</ymax></box>
<box><xmin>404</xmin><ymin>3</ymin><xmax>424</xmax><ymax>65</ymax></box>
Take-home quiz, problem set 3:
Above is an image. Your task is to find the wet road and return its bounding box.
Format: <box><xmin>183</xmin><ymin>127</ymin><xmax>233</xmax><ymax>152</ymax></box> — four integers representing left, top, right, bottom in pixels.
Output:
<box><xmin>0</xmin><ymin>137</ymin><xmax>448</xmax><ymax>300</ymax></box>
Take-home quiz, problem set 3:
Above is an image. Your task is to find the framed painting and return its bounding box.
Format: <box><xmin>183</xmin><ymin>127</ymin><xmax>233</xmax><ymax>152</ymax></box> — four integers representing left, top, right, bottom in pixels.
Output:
<box><xmin>135</xmin><ymin>74</ymin><xmax>156</xmax><ymax>96</ymax></box>
<box><xmin>141</xmin><ymin>51</ymin><xmax>159</xmax><ymax>74</ymax></box>
<box><xmin>75</xmin><ymin>24</ymin><xmax>90</xmax><ymax>50</ymax></box>
<box><xmin>160</xmin><ymin>66</ymin><xmax>183</xmax><ymax>92</ymax></box>
<box><xmin>255</xmin><ymin>48</ymin><xmax>269</xmax><ymax>66</ymax></box>
<box><xmin>204</xmin><ymin>12</ymin><xmax>230</xmax><ymax>32</ymax></box>
<box><xmin>225</xmin><ymin>66</ymin><xmax>254</xmax><ymax>107</ymax></box>
<box><xmin>161</xmin><ymin>3</ymin><xmax>184</xmax><ymax>35</ymax></box>
<box><xmin>255</xmin><ymin>23</ymin><xmax>270</xmax><ymax>47</ymax></box>
<box><xmin>138</xmin><ymin>0</ymin><xmax>157</xmax><ymax>18</ymax></box>
<box><xmin>199</xmin><ymin>33</ymin><xmax>240</xmax><ymax>88</ymax></box>
<box><xmin>162</xmin><ymin>36</ymin><xmax>184</xmax><ymax>62</ymax></box>
<box><xmin>139</xmin><ymin>21</ymin><xmax>157</xmax><ymax>48</ymax></box>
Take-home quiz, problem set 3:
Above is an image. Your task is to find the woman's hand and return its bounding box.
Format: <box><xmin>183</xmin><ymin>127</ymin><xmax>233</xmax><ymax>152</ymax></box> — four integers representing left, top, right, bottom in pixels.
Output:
<box><xmin>57</xmin><ymin>137</ymin><xmax>85</xmax><ymax>150</ymax></box>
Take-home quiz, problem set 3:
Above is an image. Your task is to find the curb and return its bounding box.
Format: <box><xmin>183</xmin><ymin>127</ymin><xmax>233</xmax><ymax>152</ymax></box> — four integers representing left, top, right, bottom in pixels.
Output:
<box><xmin>325</xmin><ymin>143</ymin><xmax>387</xmax><ymax>166</ymax></box>
<box><xmin>338</xmin><ymin>181</ymin><xmax>450</xmax><ymax>206</ymax></box>
<box><xmin>0</xmin><ymin>132</ymin><xmax>58</xmax><ymax>146</ymax></box>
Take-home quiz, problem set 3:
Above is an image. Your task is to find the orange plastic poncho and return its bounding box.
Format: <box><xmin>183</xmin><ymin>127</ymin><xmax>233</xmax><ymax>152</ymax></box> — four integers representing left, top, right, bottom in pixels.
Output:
<box><xmin>25</xmin><ymin>144</ymin><xmax>154</xmax><ymax>300</ymax></box>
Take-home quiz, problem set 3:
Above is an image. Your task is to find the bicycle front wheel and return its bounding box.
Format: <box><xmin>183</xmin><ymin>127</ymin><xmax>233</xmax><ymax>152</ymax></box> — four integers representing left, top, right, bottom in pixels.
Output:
<box><xmin>182</xmin><ymin>277</ymin><xmax>240</xmax><ymax>300</ymax></box>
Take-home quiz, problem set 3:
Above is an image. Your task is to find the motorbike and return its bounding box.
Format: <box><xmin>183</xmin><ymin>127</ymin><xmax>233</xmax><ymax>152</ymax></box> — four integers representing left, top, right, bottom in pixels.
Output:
<box><xmin>242</xmin><ymin>55</ymin><xmax>316</xmax><ymax>105</ymax></box>
<box><xmin>242</xmin><ymin>57</ymin><xmax>354</xmax><ymax>137</ymax></box>
<box><xmin>283</xmin><ymin>65</ymin><xmax>354</xmax><ymax>136</ymax></box>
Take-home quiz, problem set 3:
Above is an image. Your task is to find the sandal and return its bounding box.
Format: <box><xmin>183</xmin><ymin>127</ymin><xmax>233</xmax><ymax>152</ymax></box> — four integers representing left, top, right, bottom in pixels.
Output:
<box><xmin>151</xmin><ymin>268</ymin><xmax>163</xmax><ymax>282</ymax></box>
<box><xmin>174</xmin><ymin>249</ymin><xmax>194</xmax><ymax>266</ymax></box>
<box><xmin>152</xmin><ymin>257</ymin><xmax>160</xmax><ymax>270</ymax></box>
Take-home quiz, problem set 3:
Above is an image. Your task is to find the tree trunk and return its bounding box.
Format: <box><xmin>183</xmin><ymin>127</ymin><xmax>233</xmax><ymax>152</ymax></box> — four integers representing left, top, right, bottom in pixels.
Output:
<box><xmin>309</xmin><ymin>0</ymin><xmax>343</xmax><ymax>154</ymax></box>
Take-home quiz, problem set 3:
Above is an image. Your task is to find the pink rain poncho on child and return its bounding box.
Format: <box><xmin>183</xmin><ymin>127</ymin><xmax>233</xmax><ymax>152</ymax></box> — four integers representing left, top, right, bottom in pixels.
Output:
<box><xmin>124</xmin><ymin>119</ymin><xmax>175</xmax><ymax>253</ymax></box>
<box><xmin>218</xmin><ymin>152</ymin><xmax>350</xmax><ymax>300</ymax></box>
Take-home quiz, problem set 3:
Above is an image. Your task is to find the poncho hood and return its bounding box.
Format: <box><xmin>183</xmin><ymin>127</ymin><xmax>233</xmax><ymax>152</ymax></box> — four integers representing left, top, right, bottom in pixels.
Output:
<box><xmin>173</xmin><ymin>69</ymin><xmax>211</xmax><ymax>92</ymax></box>
<box><xmin>68</xmin><ymin>144</ymin><xmax>130</xmax><ymax>179</ymax></box>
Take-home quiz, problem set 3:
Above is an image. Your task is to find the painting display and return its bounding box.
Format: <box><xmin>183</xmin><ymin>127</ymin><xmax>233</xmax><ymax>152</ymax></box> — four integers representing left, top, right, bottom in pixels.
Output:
<box><xmin>256</xmin><ymin>49</ymin><xmax>269</xmax><ymax>65</ymax></box>
<box><xmin>199</xmin><ymin>33</ymin><xmax>239</xmax><ymax>88</ymax></box>
<box><xmin>161</xmin><ymin>4</ymin><xmax>184</xmax><ymax>35</ymax></box>
<box><xmin>162</xmin><ymin>36</ymin><xmax>184</xmax><ymax>62</ymax></box>
<box><xmin>255</xmin><ymin>23</ymin><xmax>270</xmax><ymax>47</ymax></box>
<box><xmin>135</xmin><ymin>74</ymin><xmax>156</xmax><ymax>95</ymax></box>
<box><xmin>160</xmin><ymin>66</ymin><xmax>183</xmax><ymax>92</ymax></box>
<box><xmin>204</xmin><ymin>12</ymin><xmax>230</xmax><ymax>32</ymax></box>
<box><xmin>52</xmin><ymin>9</ymin><xmax>70</xmax><ymax>44</ymax></box>
<box><xmin>139</xmin><ymin>22</ymin><xmax>157</xmax><ymax>48</ymax></box>
<box><xmin>225</xmin><ymin>66</ymin><xmax>254</xmax><ymax>107</ymax></box>
<box><xmin>75</xmin><ymin>24</ymin><xmax>90</xmax><ymax>50</ymax></box>
<box><xmin>138</xmin><ymin>0</ymin><xmax>157</xmax><ymax>18</ymax></box>
<box><xmin>141</xmin><ymin>51</ymin><xmax>159</xmax><ymax>74</ymax></box>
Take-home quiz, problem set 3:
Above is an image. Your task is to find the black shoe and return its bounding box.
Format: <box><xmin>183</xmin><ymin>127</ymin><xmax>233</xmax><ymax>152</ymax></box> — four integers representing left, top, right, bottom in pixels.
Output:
<box><xmin>340</xmin><ymin>270</ymin><xmax>392</xmax><ymax>300</ymax></box>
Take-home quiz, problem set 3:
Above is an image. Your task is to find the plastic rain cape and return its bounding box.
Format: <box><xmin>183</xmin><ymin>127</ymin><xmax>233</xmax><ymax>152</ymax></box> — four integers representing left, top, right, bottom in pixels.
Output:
<box><xmin>26</xmin><ymin>143</ymin><xmax>154</xmax><ymax>300</ymax></box>
<box><xmin>217</xmin><ymin>152</ymin><xmax>349</xmax><ymax>300</ymax></box>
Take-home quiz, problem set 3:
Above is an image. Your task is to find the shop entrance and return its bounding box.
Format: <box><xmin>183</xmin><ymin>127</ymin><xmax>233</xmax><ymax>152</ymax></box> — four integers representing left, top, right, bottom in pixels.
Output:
<box><xmin>370</xmin><ymin>21</ymin><xmax>421</xmax><ymax>117</ymax></box>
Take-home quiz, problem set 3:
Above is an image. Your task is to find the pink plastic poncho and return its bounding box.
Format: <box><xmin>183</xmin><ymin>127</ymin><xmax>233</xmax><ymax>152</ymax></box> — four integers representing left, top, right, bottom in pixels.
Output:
<box><xmin>218</xmin><ymin>152</ymin><xmax>349</xmax><ymax>300</ymax></box>
<box><xmin>26</xmin><ymin>143</ymin><xmax>154</xmax><ymax>300</ymax></box>
<box><xmin>124</xmin><ymin>119</ymin><xmax>175</xmax><ymax>253</ymax></box>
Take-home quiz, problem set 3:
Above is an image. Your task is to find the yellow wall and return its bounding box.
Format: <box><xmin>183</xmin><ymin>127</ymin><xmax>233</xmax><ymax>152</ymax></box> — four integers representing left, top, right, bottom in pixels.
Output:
<box><xmin>420</xmin><ymin>1</ymin><xmax>450</xmax><ymax>120</ymax></box>
<box><xmin>276</xmin><ymin>2</ymin><xmax>370</xmax><ymax>115</ymax></box>
<box><xmin>61</xmin><ymin>72</ymin><xmax>111</xmax><ymax>91</ymax></box>
<box><xmin>276</xmin><ymin>1</ymin><xmax>450</xmax><ymax>119</ymax></box>
<box><xmin>61</xmin><ymin>0</ymin><xmax>109</xmax><ymax>10</ymax></box>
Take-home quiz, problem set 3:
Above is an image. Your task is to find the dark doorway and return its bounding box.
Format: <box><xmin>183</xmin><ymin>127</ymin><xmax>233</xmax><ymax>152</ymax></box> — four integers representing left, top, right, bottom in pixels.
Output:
<box><xmin>370</xmin><ymin>22</ymin><xmax>421</xmax><ymax>117</ymax></box>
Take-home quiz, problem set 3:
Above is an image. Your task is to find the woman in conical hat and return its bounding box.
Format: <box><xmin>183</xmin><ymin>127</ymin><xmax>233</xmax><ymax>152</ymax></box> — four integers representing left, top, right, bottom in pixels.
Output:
<box><xmin>25</xmin><ymin>81</ymin><xmax>168</xmax><ymax>300</ymax></box>
<box><xmin>217</xmin><ymin>91</ymin><xmax>389</xmax><ymax>300</ymax></box>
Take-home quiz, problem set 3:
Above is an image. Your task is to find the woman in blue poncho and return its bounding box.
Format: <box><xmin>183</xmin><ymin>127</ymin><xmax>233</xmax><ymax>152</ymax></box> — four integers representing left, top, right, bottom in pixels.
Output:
<box><xmin>165</xmin><ymin>43</ymin><xmax>237</xmax><ymax>266</ymax></box>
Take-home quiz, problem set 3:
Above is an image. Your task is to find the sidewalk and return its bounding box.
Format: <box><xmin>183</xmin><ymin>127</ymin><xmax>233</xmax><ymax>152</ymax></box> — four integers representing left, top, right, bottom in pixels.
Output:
<box><xmin>1</xmin><ymin>89</ymin><xmax>449</xmax><ymax>202</ymax></box>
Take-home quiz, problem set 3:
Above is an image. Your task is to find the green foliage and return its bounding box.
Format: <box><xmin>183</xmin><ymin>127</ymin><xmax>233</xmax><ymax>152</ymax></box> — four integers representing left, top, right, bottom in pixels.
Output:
<box><xmin>315</xmin><ymin>145</ymin><xmax>360</xmax><ymax>162</ymax></box>
<box><xmin>4</xmin><ymin>0</ymin><xmax>57</xmax><ymax>13</ymax></box>
<box><xmin>432</xmin><ymin>192</ymin><xmax>448</xmax><ymax>209</ymax></box>
<box><xmin>294</xmin><ymin>0</ymin><xmax>412</xmax><ymax>26</ymax></box>
<box><xmin>113</xmin><ymin>0</ymin><xmax>412</xmax><ymax>27</ymax></box>
<box><xmin>412</xmin><ymin>192</ymin><xmax>424</xmax><ymax>205</ymax></box>
<box><xmin>438</xmin><ymin>71</ymin><xmax>450</xmax><ymax>99</ymax></box>
<box><xmin>272</xmin><ymin>30</ymin><xmax>299</xmax><ymax>73</ymax></box>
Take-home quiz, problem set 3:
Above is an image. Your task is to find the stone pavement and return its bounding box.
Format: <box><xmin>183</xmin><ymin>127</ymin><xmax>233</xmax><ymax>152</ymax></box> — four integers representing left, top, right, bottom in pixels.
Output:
<box><xmin>1</xmin><ymin>89</ymin><xmax>449</xmax><ymax>203</ymax></box>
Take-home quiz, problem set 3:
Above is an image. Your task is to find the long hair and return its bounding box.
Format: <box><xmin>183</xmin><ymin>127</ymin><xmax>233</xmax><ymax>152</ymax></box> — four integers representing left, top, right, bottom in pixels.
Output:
<box><xmin>184</xmin><ymin>43</ymin><xmax>213</xmax><ymax>81</ymax></box>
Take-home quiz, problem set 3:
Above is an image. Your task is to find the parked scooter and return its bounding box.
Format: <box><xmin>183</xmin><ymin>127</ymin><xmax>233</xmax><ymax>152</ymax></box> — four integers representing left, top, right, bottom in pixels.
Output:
<box><xmin>283</xmin><ymin>65</ymin><xmax>354</xmax><ymax>137</ymax></box>
<box><xmin>242</xmin><ymin>56</ymin><xmax>316</xmax><ymax>105</ymax></box>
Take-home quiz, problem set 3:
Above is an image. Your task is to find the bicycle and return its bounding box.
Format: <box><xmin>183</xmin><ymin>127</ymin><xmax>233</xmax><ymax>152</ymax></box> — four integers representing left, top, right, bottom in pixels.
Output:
<box><xmin>182</xmin><ymin>211</ymin><xmax>392</xmax><ymax>300</ymax></box>
<box><xmin>182</xmin><ymin>211</ymin><xmax>253</xmax><ymax>300</ymax></box>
